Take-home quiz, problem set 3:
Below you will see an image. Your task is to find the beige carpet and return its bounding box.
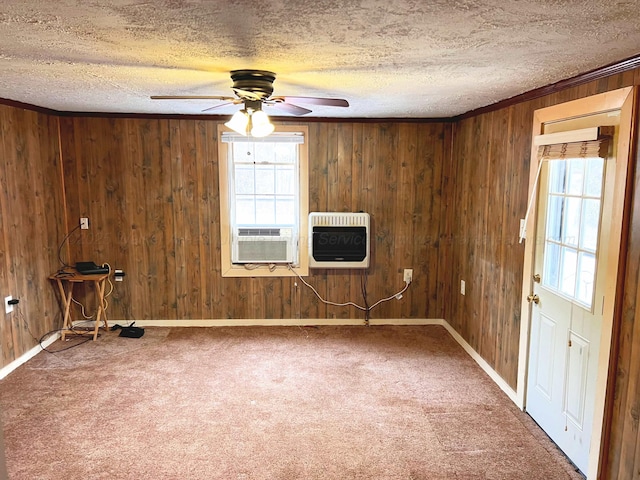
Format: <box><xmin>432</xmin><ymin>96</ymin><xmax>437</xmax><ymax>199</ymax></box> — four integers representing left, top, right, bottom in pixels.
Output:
<box><xmin>0</xmin><ymin>325</ymin><xmax>583</xmax><ymax>479</ymax></box>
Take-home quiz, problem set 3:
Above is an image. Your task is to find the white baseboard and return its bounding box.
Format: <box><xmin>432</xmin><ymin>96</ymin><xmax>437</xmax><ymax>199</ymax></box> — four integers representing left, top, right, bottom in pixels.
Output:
<box><xmin>440</xmin><ymin>321</ymin><xmax>518</xmax><ymax>404</ymax></box>
<box><xmin>105</xmin><ymin>318</ymin><xmax>446</xmax><ymax>327</ymax></box>
<box><xmin>0</xmin><ymin>332</ymin><xmax>60</xmax><ymax>380</ymax></box>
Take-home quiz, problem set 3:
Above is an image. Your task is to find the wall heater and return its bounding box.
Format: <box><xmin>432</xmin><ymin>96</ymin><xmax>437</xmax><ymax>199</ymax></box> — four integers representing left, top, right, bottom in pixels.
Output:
<box><xmin>308</xmin><ymin>212</ymin><xmax>370</xmax><ymax>269</ymax></box>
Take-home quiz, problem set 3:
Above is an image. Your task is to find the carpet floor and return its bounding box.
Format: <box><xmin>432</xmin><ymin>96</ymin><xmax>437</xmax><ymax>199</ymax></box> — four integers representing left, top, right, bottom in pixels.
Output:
<box><xmin>0</xmin><ymin>325</ymin><xmax>583</xmax><ymax>479</ymax></box>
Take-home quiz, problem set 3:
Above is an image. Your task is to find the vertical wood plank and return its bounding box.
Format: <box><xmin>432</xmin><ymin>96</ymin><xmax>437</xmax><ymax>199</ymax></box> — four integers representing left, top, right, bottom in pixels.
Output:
<box><xmin>131</xmin><ymin>119</ymin><xmax>153</xmax><ymax>319</ymax></box>
<box><xmin>306</xmin><ymin>123</ymin><xmax>329</xmax><ymax>319</ymax></box>
<box><xmin>395</xmin><ymin>123</ymin><xmax>416</xmax><ymax>318</ymax></box>
<box><xmin>425</xmin><ymin>123</ymin><xmax>446</xmax><ymax>318</ymax></box>
<box><xmin>438</xmin><ymin>122</ymin><xmax>455</xmax><ymax>321</ymax></box>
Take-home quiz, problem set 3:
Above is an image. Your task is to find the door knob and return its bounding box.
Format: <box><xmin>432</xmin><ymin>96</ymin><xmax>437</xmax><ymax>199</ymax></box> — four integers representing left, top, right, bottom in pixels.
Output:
<box><xmin>527</xmin><ymin>294</ymin><xmax>540</xmax><ymax>304</ymax></box>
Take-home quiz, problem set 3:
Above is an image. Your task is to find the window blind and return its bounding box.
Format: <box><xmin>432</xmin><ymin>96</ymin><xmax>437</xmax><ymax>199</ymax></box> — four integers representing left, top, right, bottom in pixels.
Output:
<box><xmin>519</xmin><ymin>130</ymin><xmax>612</xmax><ymax>243</ymax></box>
<box><xmin>537</xmin><ymin>139</ymin><xmax>609</xmax><ymax>161</ymax></box>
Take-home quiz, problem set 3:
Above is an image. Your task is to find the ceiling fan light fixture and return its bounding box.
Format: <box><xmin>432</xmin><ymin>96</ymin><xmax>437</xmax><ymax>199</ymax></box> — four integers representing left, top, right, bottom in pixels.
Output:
<box><xmin>250</xmin><ymin>109</ymin><xmax>275</xmax><ymax>137</ymax></box>
<box><xmin>153</xmin><ymin>69</ymin><xmax>349</xmax><ymax>122</ymax></box>
<box><xmin>225</xmin><ymin>110</ymin><xmax>250</xmax><ymax>136</ymax></box>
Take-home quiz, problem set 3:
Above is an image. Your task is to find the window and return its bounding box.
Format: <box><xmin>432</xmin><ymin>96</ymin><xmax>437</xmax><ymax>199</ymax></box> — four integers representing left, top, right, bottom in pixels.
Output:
<box><xmin>217</xmin><ymin>125</ymin><xmax>309</xmax><ymax>277</ymax></box>
<box><xmin>542</xmin><ymin>157</ymin><xmax>605</xmax><ymax>308</ymax></box>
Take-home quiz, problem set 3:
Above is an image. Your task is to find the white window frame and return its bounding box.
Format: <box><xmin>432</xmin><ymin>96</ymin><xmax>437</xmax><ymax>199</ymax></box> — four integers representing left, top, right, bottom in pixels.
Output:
<box><xmin>217</xmin><ymin>124</ymin><xmax>309</xmax><ymax>277</ymax></box>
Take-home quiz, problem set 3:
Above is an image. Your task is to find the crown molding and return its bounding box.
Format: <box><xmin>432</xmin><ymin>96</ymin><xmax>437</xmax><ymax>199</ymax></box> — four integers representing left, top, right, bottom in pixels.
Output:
<box><xmin>0</xmin><ymin>98</ymin><xmax>61</xmax><ymax>116</ymax></box>
<box><xmin>454</xmin><ymin>53</ymin><xmax>640</xmax><ymax>121</ymax></box>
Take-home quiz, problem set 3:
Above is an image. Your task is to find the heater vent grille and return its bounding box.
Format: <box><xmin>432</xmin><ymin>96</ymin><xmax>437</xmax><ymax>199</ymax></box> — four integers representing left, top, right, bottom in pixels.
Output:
<box><xmin>308</xmin><ymin>212</ymin><xmax>370</xmax><ymax>269</ymax></box>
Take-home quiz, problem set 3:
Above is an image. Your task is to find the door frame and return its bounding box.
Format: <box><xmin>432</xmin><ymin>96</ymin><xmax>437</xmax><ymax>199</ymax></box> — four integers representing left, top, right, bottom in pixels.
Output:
<box><xmin>517</xmin><ymin>86</ymin><xmax>636</xmax><ymax>479</ymax></box>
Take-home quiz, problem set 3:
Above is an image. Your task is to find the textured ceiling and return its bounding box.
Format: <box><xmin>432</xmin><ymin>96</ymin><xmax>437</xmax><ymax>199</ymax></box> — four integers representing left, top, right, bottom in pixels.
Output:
<box><xmin>1</xmin><ymin>0</ymin><xmax>639</xmax><ymax>118</ymax></box>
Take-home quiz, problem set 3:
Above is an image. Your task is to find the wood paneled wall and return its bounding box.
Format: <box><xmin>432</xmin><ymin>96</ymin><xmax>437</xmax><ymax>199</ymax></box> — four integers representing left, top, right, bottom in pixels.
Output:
<box><xmin>445</xmin><ymin>67</ymin><xmax>640</xmax><ymax>478</ymax></box>
<box><xmin>58</xmin><ymin>118</ymin><xmax>451</xmax><ymax>323</ymax></box>
<box><xmin>446</xmin><ymin>107</ymin><xmax>530</xmax><ymax>388</ymax></box>
<box><xmin>0</xmin><ymin>106</ymin><xmax>66</xmax><ymax>369</ymax></box>
<box><xmin>445</xmin><ymin>72</ymin><xmax>639</xmax><ymax>388</ymax></box>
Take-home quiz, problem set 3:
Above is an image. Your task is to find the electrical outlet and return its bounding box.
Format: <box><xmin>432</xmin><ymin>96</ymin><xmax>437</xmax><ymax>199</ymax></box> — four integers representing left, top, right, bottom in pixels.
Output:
<box><xmin>80</xmin><ymin>217</ymin><xmax>89</xmax><ymax>230</ymax></box>
<box><xmin>403</xmin><ymin>269</ymin><xmax>413</xmax><ymax>283</ymax></box>
<box><xmin>5</xmin><ymin>296</ymin><xmax>14</xmax><ymax>314</ymax></box>
<box><xmin>460</xmin><ymin>280</ymin><xmax>466</xmax><ymax>296</ymax></box>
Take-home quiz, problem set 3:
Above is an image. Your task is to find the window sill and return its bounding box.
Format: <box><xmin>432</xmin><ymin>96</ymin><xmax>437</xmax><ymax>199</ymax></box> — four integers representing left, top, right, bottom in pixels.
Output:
<box><xmin>221</xmin><ymin>263</ymin><xmax>309</xmax><ymax>278</ymax></box>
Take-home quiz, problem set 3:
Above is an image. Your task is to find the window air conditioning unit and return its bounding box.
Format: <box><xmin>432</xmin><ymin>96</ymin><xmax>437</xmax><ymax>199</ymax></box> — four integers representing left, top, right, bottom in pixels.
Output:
<box><xmin>231</xmin><ymin>227</ymin><xmax>296</xmax><ymax>264</ymax></box>
<box><xmin>309</xmin><ymin>212</ymin><xmax>370</xmax><ymax>269</ymax></box>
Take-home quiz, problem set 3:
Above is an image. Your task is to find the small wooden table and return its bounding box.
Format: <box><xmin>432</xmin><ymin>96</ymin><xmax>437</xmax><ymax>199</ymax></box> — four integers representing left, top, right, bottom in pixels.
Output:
<box><xmin>49</xmin><ymin>269</ymin><xmax>110</xmax><ymax>341</ymax></box>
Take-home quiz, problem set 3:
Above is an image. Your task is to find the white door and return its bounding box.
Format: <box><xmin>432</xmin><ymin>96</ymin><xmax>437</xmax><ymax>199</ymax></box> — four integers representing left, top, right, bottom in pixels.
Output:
<box><xmin>526</xmin><ymin>154</ymin><xmax>612</xmax><ymax>474</ymax></box>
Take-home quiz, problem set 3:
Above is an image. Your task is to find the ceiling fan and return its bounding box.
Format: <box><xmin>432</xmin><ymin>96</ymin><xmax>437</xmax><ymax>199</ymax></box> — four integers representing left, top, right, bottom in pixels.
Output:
<box><xmin>151</xmin><ymin>69</ymin><xmax>349</xmax><ymax>116</ymax></box>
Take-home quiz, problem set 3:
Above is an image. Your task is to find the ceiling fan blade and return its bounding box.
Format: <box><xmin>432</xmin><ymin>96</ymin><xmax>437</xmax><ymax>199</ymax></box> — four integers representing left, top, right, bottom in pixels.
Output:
<box><xmin>273</xmin><ymin>96</ymin><xmax>349</xmax><ymax>107</ymax></box>
<box><xmin>201</xmin><ymin>102</ymin><xmax>235</xmax><ymax>113</ymax></box>
<box><xmin>268</xmin><ymin>102</ymin><xmax>313</xmax><ymax>116</ymax></box>
<box><xmin>151</xmin><ymin>95</ymin><xmax>236</xmax><ymax>101</ymax></box>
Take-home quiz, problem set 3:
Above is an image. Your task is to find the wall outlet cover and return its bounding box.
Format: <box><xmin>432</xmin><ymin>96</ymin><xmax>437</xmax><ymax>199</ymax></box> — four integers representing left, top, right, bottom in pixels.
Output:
<box><xmin>5</xmin><ymin>296</ymin><xmax>14</xmax><ymax>314</ymax></box>
<box><xmin>403</xmin><ymin>269</ymin><xmax>413</xmax><ymax>283</ymax></box>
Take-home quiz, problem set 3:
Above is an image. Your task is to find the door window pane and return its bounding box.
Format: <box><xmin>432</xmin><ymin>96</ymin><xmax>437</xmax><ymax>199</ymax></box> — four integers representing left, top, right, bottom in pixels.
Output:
<box><xmin>562</xmin><ymin>197</ymin><xmax>581</xmax><ymax>247</ymax></box>
<box><xmin>580</xmin><ymin>199</ymin><xmax>600</xmax><ymax>252</ymax></box>
<box><xmin>543</xmin><ymin>242</ymin><xmax>561</xmax><ymax>289</ymax></box>
<box><xmin>585</xmin><ymin>158</ymin><xmax>604</xmax><ymax>197</ymax></box>
<box><xmin>567</xmin><ymin>158</ymin><xmax>585</xmax><ymax>195</ymax></box>
<box><xmin>577</xmin><ymin>252</ymin><xmax>596</xmax><ymax>305</ymax></box>
<box><xmin>549</xmin><ymin>161</ymin><xmax>566</xmax><ymax>194</ymax></box>
<box><xmin>560</xmin><ymin>247</ymin><xmax>577</xmax><ymax>297</ymax></box>
<box><xmin>546</xmin><ymin>195</ymin><xmax>563</xmax><ymax>242</ymax></box>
